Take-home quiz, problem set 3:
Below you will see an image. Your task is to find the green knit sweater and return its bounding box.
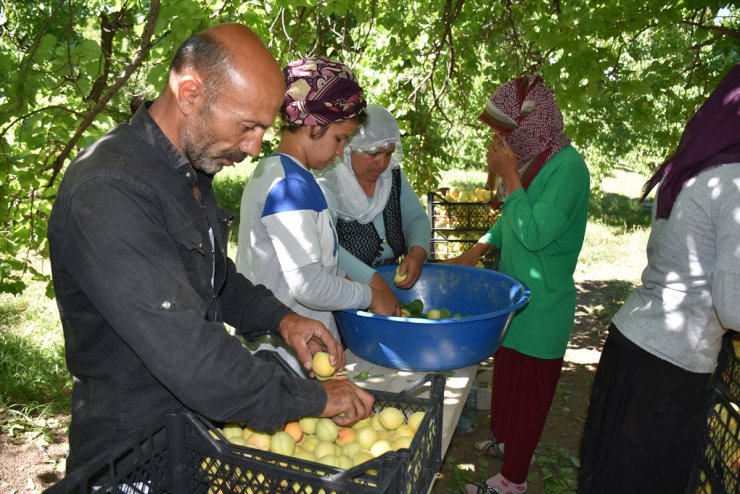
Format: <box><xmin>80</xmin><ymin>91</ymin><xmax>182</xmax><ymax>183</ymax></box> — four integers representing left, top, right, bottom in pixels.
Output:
<box><xmin>481</xmin><ymin>145</ymin><xmax>590</xmax><ymax>359</ymax></box>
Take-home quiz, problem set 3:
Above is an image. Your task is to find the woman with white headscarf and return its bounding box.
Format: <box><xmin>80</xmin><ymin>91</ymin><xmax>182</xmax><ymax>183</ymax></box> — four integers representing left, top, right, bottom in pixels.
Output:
<box><xmin>316</xmin><ymin>105</ymin><xmax>431</xmax><ymax>290</ymax></box>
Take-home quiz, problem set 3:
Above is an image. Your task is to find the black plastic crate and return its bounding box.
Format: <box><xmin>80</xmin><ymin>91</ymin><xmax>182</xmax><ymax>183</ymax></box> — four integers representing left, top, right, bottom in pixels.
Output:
<box><xmin>688</xmin><ymin>383</ymin><xmax>740</xmax><ymax>494</ymax></box>
<box><xmin>430</xmin><ymin>236</ymin><xmax>478</xmax><ymax>260</ymax></box>
<box><xmin>427</xmin><ymin>191</ymin><xmax>500</xmax><ymax>231</ymax></box>
<box><xmin>715</xmin><ymin>331</ymin><xmax>740</xmax><ymax>401</ymax></box>
<box><xmin>691</xmin><ymin>463</ymin><xmax>726</xmax><ymax>494</ymax></box>
<box><xmin>428</xmin><ymin>236</ymin><xmax>499</xmax><ymax>269</ymax></box>
<box><xmin>44</xmin><ymin>371</ymin><xmax>445</xmax><ymax>494</ymax></box>
<box><xmin>426</xmin><ymin>191</ymin><xmax>500</xmax><ymax>266</ymax></box>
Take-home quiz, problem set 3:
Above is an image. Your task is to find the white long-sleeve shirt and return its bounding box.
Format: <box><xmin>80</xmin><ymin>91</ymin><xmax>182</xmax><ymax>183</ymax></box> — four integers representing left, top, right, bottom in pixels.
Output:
<box><xmin>614</xmin><ymin>162</ymin><xmax>740</xmax><ymax>373</ymax></box>
<box><xmin>236</xmin><ymin>153</ymin><xmax>372</xmax><ymax>339</ymax></box>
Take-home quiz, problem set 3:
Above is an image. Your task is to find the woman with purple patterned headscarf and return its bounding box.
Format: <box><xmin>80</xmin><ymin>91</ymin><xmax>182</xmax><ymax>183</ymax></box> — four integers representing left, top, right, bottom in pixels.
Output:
<box><xmin>578</xmin><ymin>63</ymin><xmax>740</xmax><ymax>494</ymax></box>
<box><xmin>236</xmin><ymin>57</ymin><xmax>400</xmax><ymax>359</ymax></box>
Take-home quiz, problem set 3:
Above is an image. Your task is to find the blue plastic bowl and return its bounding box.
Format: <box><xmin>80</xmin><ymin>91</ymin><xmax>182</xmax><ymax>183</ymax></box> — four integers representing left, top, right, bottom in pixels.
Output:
<box><xmin>335</xmin><ymin>264</ymin><xmax>531</xmax><ymax>371</ymax></box>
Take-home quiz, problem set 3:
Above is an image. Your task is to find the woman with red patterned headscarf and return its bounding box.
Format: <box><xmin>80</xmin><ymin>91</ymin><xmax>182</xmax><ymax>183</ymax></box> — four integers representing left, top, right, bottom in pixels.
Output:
<box><xmin>446</xmin><ymin>76</ymin><xmax>591</xmax><ymax>494</ymax></box>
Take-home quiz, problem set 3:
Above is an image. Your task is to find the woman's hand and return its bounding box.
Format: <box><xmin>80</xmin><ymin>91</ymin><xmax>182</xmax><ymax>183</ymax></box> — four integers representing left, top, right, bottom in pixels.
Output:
<box><xmin>487</xmin><ymin>133</ymin><xmax>522</xmax><ymax>195</ymax></box>
<box><xmin>394</xmin><ymin>246</ymin><xmax>426</xmax><ymax>289</ymax></box>
<box><xmin>368</xmin><ymin>273</ymin><xmax>401</xmax><ymax>316</ymax></box>
<box><xmin>440</xmin><ymin>242</ymin><xmax>491</xmax><ymax>267</ymax></box>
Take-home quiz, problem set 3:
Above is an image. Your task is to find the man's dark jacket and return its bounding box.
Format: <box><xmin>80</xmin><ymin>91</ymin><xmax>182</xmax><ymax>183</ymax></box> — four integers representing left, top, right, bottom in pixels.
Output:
<box><xmin>48</xmin><ymin>104</ymin><xmax>325</xmax><ymax>472</ymax></box>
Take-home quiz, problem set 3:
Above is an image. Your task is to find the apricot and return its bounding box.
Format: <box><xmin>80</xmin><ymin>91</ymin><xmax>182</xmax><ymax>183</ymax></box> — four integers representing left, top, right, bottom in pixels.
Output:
<box><xmin>313</xmin><ymin>440</ymin><xmax>337</xmax><ymax>460</ymax></box>
<box><xmin>378</xmin><ymin>407</ymin><xmax>405</xmax><ymax>431</ymax></box>
<box><xmin>342</xmin><ymin>441</ymin><xmax>362</xmax><ymax>458</ymax></box>
<box><xmin>299</xmin><ymin>434</ymin><xmax>319</xmax><ymax>453</ymax></box>
<box><xmin>270</xmin><ymin>431</ymin><xmax>296</xmax><ymax>456</ymax></box>
<box><xmin>352</xmin><ymin>449</ymin><xmax>375</xmax><ymax>467</ymax></box>
<box><xmin>221</xmin><ymin>423</ymin><xmax>243</xmax><ymax>439</ymax></box>
<box><xmin>298</xmin><ymin>416</ymin><xmax>319</xmax><ymax>434</ymax></box>
<box><xmin>315</xmin><ymin>417</ymin><xmax>339</xmax><ymax>442</ymax></box>
<box><xmin>370</xmin><ymin>439</ymin><xmax>393</xmax><ymax>457</ymax></box>
<box><xmin>351</xmin><ymin>416</ymin><xmax>373</xmax><ymax>430</ymax></box>
<box><xmin>335</xmin><ymin>427</ymin><xmax>356</xmax><ymax>446</ymax></box>
<box><xmin>407</xmin><ymin>411</ymin><xmax>425</xmax><ymax>431</ymax></box>
<box><xmin>393</xmin><ymin>265</ymin><xmax>408</xmax><ymax>284</ymax></box>
<box><xmin>356</xmin><ymin>427</ymin><xmax>379</xmax><ymax>450</ymax></box>
<box><xmin>283</xmin><ymin>420</ymin><xmax>303</xmax><ymax>443</ymax></box>
<box><xmin>312</xmin><ymin>351</ymin><xmax>336</xmax><ymax>378</ymax></box>
<box><xmin>393</xmin><ymin>424</ymin><xmax>416</xmax><ymax>438</ymax></box>
<box><xmin>245</xmin><ymin>431</ymin><xmax>270</xmax><ymax>451</ymax></box>
<box><xmin>392</xmin><ymin>436</ymin><xmax>413</xmax><ymax>451</ymax></box>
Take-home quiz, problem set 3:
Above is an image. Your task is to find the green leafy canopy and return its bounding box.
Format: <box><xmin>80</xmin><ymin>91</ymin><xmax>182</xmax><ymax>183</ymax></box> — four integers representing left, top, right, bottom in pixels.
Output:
<box><xmin>1</xmin><ymin>0</ymin><xmax>737</xmax><ymax>295</ymax></box>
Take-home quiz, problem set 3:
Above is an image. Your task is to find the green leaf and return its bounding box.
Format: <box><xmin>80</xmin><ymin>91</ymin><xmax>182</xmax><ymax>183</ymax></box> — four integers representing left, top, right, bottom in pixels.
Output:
<box><xmin>0</xmin><ymin>0</ymin><xmax>736</xmax><ymax>298</ymax></box>
<box><xmin>36</xmin><ymin>34</ymin><xmax>57</xmax><ymax>58</ymax></box>
<box><xmin>354</xmin><ymin>369</ymin><xmax>370</xmax><ymax>381</ymax></box>
<box><xmin>353</xmin><ymin>367</ymin><xmax>382</xmax><ymax>381</ymax></box>
<box><xmin>146</xmin><ymin>63</ymin><xmax>168</xmax><ymax>89</ymax></box>
<box><xmin>403</xmin><ymin>298</ymin><xmax>424</xmax><ymax>316</ymax></box>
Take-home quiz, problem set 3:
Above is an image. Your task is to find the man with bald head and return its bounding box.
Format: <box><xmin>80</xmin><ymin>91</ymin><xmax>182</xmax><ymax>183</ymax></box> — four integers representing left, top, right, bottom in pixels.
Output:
<box><xmin>48</xmin><ymin>23</ymin><xmax>374</xmax><ymax>473</ymax></box>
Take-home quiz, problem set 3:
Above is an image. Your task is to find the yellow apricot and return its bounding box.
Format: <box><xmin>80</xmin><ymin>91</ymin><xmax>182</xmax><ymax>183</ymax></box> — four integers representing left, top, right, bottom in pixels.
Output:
<box><xmin>312</xmin><ymin>352</ymin><xmax>336</xmax><ymax>378</ymax></box>
<box><xmin>378</xmin><ymin>407</ymin><xmax>405</xmax><ymax>431</ymax></box>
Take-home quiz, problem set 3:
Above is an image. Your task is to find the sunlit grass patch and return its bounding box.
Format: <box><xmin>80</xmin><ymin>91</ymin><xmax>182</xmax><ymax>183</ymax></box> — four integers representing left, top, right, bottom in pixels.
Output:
<box><xmin>576</xmin><ymin>219</ymin><xmax>649</xmax><ymax>283</ymax></box>
<box><xmin>0</xmin><ymin>278</ymin><xmax>70</xmax><ymax>424</ymax></box>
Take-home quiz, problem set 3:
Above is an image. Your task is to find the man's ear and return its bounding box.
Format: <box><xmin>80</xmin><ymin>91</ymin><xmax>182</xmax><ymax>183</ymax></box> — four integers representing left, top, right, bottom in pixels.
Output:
<box><xmin>171</xmin><ymin>72</ymin><xmax>205</xmax><ymax>116</ymax></box>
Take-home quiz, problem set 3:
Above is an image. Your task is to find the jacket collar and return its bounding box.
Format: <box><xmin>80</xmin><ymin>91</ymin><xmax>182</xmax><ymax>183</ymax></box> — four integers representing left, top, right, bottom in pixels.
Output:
<box><xmin>131</xmin><ymin>102</ymin><xmax>199</xmax><ymax>189</ymax></box>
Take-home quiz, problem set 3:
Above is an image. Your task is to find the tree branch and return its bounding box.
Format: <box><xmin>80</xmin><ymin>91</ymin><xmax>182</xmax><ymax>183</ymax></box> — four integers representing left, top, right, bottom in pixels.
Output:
<box><xmin>681</xmin><ymin>19</ymin><xmax>740</xmax><ymax>40</ymax></box>
<box><xmin>87</xmin><ymin>9</ymin><xmax>131</xmax><ymax>102</ymax></box>
<box><xmin>47</xmin><ymin>0</ymin><xmax>161</xmax><ymax>187</ymax></box>
<box><xmin>428</xmin><ymin>0</ymin><xmax>464</xmax><ymax>125</ymax></box>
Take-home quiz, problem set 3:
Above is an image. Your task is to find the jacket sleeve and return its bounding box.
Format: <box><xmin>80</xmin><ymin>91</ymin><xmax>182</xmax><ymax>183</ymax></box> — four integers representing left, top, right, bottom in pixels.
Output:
<box><xmin>220</xmin><ymin>257</ymin><xmax>294</xmax><ymax>337</ymax></box>
<box><xmin>399</xmin><ymin>171</ymin><xmax>432</xmax><ymax>253</ymax></box>
<box><xmin>498</xmin><ymin>155</ymin><xmax>589</xmax><ymax>252</ymax></box>
<box><xmin>261</xmin><ymin>179</ymin><xmax>372</xmax><ymax>311</ymax></box>
<box><xmin>480</xmin><ymin>216</ymin><xmax>503</xmax><ymax>248</ymax></box>
<box><xmin>55</xmin><ymin>176</ymin><xmax>326</xmax><ymax>430</ymax></box>
<box><xmin>338</xmin><ymin>245</ymin><xmax>377</xmax><ymax>285</ymax></box>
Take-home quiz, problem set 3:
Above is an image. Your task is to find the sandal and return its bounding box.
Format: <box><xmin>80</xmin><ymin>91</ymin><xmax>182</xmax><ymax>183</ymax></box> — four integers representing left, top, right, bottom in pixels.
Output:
<box><xmin>460</xmin><ymin>481</ymin><xmax>502</xmax><ymax>494</ymax></box>
<box><xmin>474</xmin><ymin>439</ymin><xmax>505</xmax><ymax>458</ymax></box>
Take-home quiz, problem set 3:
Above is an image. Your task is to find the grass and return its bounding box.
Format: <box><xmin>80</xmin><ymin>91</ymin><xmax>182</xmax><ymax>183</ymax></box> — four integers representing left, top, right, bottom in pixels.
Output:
<box><xmin>577</xmin><ymin>170</ymin><xmax>652</xmax><ymax>284</ymax></box>
<box><xmin>0</xmin><ymin>277</ymin><xmax>70</xmax><ymax>438</ymax></box>
<box><xmin>0</xmin><ymin>165</ymin><xmax>651</xmax><ymax>492</ymax></box>
<box><xmin>213</xmin><ymin>161</ymin><xmax>256</xmax><ymax>244</ymax></box>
